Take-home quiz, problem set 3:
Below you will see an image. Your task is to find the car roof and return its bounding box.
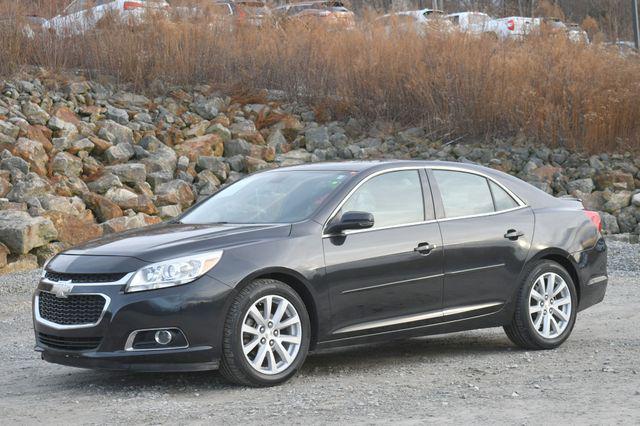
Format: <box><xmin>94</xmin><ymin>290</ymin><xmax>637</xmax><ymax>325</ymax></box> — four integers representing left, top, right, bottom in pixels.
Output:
<box><xmin>272</xmin><ymin>160</ymin><xmax>494</xmax><ymax>173</ymax></box>
<box><xmin>446</xmin><ymin>12</ymin><xmax>489</xmax><ymax>17</ymax></box>
<box><xmin>271</xmin><ymin>160</ymin><xmax>560</xmax><ymax>208</ymax></box>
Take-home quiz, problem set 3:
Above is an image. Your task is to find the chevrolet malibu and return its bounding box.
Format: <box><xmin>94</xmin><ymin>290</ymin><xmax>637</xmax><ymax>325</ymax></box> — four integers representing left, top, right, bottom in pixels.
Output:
<box><xmin>33</xmin><ymin>161</ymin><xmax>607</xmax><ymax>386</ymax></box>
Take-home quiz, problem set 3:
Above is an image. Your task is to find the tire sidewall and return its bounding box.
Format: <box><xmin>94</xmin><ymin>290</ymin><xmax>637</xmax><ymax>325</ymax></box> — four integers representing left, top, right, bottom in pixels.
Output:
<box><xmin>520</xmin><ymin>261</ymin><xmax>578</xmax><ymax>348</ymax></box>
<box><xmin>229</xmin><ymin>281</ymin><xmax>311</xmax><ymax>386</ymax></box>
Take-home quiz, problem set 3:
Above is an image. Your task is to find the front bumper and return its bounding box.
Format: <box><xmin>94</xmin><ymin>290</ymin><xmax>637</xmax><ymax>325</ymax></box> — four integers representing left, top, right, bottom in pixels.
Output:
<box><xmin>33</xmin><ymin>273</ymin><xmax>233</xmax><ymax>372</ymax></box>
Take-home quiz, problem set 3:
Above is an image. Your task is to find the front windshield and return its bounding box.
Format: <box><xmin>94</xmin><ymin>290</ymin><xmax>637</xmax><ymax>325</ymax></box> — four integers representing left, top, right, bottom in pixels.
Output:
<box><xmin>180</xmin><ymin>170</ymin><xmax>353</xmax><ymax>224</ymax></box>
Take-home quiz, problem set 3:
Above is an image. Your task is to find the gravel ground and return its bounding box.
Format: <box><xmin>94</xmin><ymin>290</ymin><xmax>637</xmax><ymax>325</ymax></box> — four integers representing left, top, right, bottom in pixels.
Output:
<box><xmin>1</xmin><ymin>241</ymin><xmax>639</xmax><ymax>425</ymax></box>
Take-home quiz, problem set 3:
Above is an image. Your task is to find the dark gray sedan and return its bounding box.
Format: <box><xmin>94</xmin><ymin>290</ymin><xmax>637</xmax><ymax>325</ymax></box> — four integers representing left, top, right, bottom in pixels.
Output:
<box><xmin>33</xmin><ymin>161</ymin><xmax>607</xmax><ymax>386</ymax></box>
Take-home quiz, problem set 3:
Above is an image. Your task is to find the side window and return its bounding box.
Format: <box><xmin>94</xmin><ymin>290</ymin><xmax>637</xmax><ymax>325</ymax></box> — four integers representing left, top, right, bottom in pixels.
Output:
<box><xmin>489</xmin><ymin>181</ymin><xmax>519</xmax><ymax>211</ymax></box>
<box><xmin>432</xmin><ymin>170</ymin><xmax>494</xmax><ymax>218</ymax></box>
<box><xmin>65</xmin><ymin>1</ymin><xmax>86</xmax><ymax>14</ymax></box>
<box><xmin>341</xmin><ymin>170</ymin><xmax>425</xmax><ymax>229</ymax></box>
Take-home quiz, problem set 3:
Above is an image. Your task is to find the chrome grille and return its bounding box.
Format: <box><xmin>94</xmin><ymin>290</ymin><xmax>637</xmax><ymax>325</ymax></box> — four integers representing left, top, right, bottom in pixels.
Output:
<box><xmin>44</xmin><ymin>271</ymin><xmax>127</xmax><ymax>283</ymax></box>
<box><xmin>38</xmin><ymin>292</ymin><xmax>106</xmax><ymax>326</ymax></box>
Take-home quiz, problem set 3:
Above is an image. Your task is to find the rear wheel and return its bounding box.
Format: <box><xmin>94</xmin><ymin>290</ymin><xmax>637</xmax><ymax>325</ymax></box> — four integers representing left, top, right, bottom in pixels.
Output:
<box><xmin>220</xmin><ymin>279</ymin><xmax>310</xmax><ymax>386</ymax></box>
<box><xmin>504</xmin><ymin>260</ymin><xmax>577</xmax><ymax>350</ymax></box>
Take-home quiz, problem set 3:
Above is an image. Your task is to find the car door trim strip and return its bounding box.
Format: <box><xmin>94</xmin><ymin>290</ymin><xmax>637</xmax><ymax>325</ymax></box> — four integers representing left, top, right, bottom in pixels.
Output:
<box><xmin>341</xmin><ymin>273</ymin><xmax>445</xmax><ymax>294</ymax></box>
<box><xmin>446</xmin><ymin>263</ymin><xmax>506</xmax><ymax>276</ymax></box>
<box><xmin>333</xmin><ymin>301</ymin><xmax>502</xmax><ymax>334</ymax></box>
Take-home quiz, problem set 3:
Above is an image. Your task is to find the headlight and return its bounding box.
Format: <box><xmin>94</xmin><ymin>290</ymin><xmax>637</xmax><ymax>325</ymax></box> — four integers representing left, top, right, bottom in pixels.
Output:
<box><xmin>125</xmin><ymin>250</ymin><xmax>223</xmax><ymax>293</ymax></box>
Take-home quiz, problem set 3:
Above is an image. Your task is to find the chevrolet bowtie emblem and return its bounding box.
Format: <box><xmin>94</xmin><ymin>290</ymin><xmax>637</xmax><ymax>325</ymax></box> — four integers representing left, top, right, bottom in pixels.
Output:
<box><xmin>51</xmin><ymin>280</ymin><xmax>74</xmax><ymax>298</ymax></box>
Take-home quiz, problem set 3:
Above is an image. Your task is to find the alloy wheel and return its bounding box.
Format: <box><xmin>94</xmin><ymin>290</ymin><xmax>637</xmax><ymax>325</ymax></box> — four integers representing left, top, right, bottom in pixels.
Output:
<box><xmin>241</xmin><ymin>295</ymin><xmax>302</xmax><ymax>375</ymax></box>
<box><xmin>528</xmin><ymin>272</ymin><xmax>572</xmax><ymax>339</ymax></box>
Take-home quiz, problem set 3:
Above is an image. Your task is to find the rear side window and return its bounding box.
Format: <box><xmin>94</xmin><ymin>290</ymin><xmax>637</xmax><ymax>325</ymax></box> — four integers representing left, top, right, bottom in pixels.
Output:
<box><xmin>489</xmin><ymin>181</ymin><xmax>519</xmax><ymax>211</ymax></box>
<box><xmin>341</xmin><ymin>170</ymin><xmax>424</xmax><ymax>229</ymax></box>
<box><xmin>432</xmin><ymin>170</ymin><xmax>494</xmax><ymax>218</ymax></box>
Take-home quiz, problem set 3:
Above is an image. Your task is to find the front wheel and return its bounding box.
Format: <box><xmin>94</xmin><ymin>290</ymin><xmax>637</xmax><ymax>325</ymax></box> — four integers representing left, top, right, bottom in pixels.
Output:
<box><xmin>220</xmin><ymin>279</ymin><xmax>311</xmax><ymax>386</ymax></box>
<box><xmin>504</xmin><ymin>260</ymin><xmax>578</xmax><ymax>350</ymax></box>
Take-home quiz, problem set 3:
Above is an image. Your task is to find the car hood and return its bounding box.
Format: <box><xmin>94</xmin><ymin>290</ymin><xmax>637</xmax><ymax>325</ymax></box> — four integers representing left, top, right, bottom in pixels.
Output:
<box><xmin>65</xmin><ymin>222</ymin><xmax>292</xmax><ymax>263</ymax></box>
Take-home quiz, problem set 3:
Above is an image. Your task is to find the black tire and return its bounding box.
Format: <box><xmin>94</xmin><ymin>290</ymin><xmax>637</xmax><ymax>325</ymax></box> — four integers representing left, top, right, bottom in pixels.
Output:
<box><xmin>219</xmin><ymin>278</ymin><xmax>311</xmax><ymax>387</ymax></box>
<box><xmin>504</xmin><ymin>260</ymin><xmax>578</xmax><ymax>350</ymax></box>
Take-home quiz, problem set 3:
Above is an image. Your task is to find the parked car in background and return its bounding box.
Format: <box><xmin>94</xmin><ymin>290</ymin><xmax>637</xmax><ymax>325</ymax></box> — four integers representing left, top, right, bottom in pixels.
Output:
<box><xmin>376</xmin><ymin>9</ymin><xmax>455</xmax><ymax>37</ymax></box>
<box><xmin>540</xmin><ymin>18</ymin><xmax>589</xmax><ymax>43</ymax></box>
<box><xmin>0</xmin><ymin>15</ymin><xmax>47</xmax><ymax>38</ymax></box>
<box><xmin>44</xmin><ymin>0</ymin><xmax>169</xmax><ymax>35</ymax></box>
<box><xmin>486</xmin><ymin>16</ymin><xmax>542</xmax><ymax>40</ymax></box>
<box><xmin>273</xmin><ymin>1</ymin><xmax>355</xmax><ymax>29</ymax></box>
<box><xmin>445</xmin><ymin>11</ymin><xmax>491</xmax><ymax>35</ymax></box>
<box><xmin>564</xmin><ymin>23</ymin><xmax>589</xmax><ymax>43</ymax></box>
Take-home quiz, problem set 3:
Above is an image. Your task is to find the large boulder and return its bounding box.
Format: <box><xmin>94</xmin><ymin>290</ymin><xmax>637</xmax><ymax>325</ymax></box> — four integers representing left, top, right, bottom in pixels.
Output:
<box><xmin>601</xmin><ymin>212</ymin><xmax>620</xmax><ymax>234</ymax></box>
<box><xmin>174</xmin><ymin>134</ymin><xmax>224</xmax><ymax>161</ymax></box>
<box><xmin>104</xmin><ymin>143</ymin><xmax>135</xmax><ymax>164</ymax></box>
<box><xmin>594</xmin><ymin>171</ymin><xmax>635</xmax><ymax>191</ymax></box>
<box><xmin>0</xmin><ymin>210</ymin><xmax>57</xmax><ymax>254</ymax></box>
<box><xmin>13</xmin><ymin>138</ymin><xmax>48</xmax><ymax>176</ymax></box>
<box><xmin>105</xmin><ymin>105</ymin><xmax>129</xmax><ymax>124</ymax></box>
<box><xmin>603</xmin><ymin>191</ymin><xmax>631</xmax><ymax>213</ymax></box>
<box><xmin>6</xmin><ymin>172</ymin><xmax>49</xmax><ymax>202</ymax></box>
<box><xmin>138</xmin><ymin>135</ymin><xmax>177</xmax><ymax>174</ymax></box>
<box><xmin>155</xmin><ymin>180</ymin><xmax>195</xmax><ymax>209</ymax></box>
<box><xmin>101</xmin><ymin>213</ymin><xmax>161</xmax><ymax>234</ymax></box>
<box><xmin>106</xmin><ymin>163</ymin><xmax>147</xmax><ymax>186</ymax></box>
<box><xmin>86</xmin><ymin>173</ymin><xmax>123</xmax><ymax>194</ymax></box>
<box><xmin>566</xmin><ymin>178</ymin><xmax>594</xmax><ymax>194</ymax></box>
<box><xmin>82</xmin><ymin>192</ymin><xmax>124</xmax><ymax>222</ymax></box>
<box><xmin>196</xmin><ymin>156</ymin><xmax>228</xmax><ymax>182</ymax></box>
<box><xmin>104</xmin><ymin>187</ymin><xmax>157</xmax><ymax>215</ymax></box>
<box><xmin>207</xmin><ymin>123</ymin><xmax>232</xmax><ymax>142</ymax></box>
<box><xmin>0</xmin><ymin>120</ymin><xmax>20</xmax><ymax>141</ymax></box>
<box><xmin>42</xmin><ymin>211</ymin><xmax>103</xmax><ymax>246</ymax></box>
<box><xmin>617</xmin><ymin>207</ymin><xmax>640</xmax><ymax>234</ymax></box>
<box><xmin>304</xmin><ymin>126</ymin><xmax>331</xmax><ymax>151</ymax></box>
<box><xmin>98</xmin><ymin>120</ymin><xmax>134</xmax><ymax>145</ymax></box>
<box><xmin>224</xmin><ymin>138</ymin><xmax>253</xmax><ymax>157</ymax></box>
<box><xmin>193</xmin><ymin>97</ymin><xmax>225</xmax><ymax>120</ymax></box>
<box><xmin>51</xmin><ymin>152</ymin><xmax>83</xmax><ymax>177</ymax></box>
<box><xmin>22</xmin><ymin>102</ymin><xmax>50</xmax><ymax>126</ymax></box>
<box><xmin>38</xmin><ymin>195</ymin><xmax>86</xmax><ymax>216</ymax></box>
<box><xmin>195</xmin><ymin>170</ymin><xmax>221</xmax><ymax>196</ymax></box>
<box><xmin>1</xmin><ymin>155</ymin><xmax>30</xmax><ymax>175</ymax></box>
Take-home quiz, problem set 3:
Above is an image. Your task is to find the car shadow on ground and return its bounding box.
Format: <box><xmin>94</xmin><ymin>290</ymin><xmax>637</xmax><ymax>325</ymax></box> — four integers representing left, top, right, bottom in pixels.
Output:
<box><xmin>43</xmin><ymin>331</ymin><xmax>516</xmax><ymax>391</ymax></box>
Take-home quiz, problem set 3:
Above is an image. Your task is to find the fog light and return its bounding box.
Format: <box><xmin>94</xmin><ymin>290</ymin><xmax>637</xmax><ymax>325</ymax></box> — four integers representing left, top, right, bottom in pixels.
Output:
<box><xmin>154</xmin><ymin>330</ymin><xmax>173</xmax><ymax>345</ymax></box>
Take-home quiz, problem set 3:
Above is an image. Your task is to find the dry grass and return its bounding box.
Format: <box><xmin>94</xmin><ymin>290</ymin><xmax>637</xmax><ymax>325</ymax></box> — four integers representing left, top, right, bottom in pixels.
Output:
<box><xmin>1</xmin><ymin>6</ymin><xmax>640</xmax><ymax>153</ymax></box>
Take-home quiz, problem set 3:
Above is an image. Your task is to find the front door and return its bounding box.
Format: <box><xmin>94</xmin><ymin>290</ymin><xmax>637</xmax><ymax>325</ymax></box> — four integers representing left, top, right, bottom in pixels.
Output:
<box><xmin>323</xmin><ymin>169</ymin><xmax>444</xmax><ymax>337</ymax></box>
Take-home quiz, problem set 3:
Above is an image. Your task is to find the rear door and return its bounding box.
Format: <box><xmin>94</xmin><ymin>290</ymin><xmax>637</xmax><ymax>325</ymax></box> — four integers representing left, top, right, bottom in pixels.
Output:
<box><xmin>323</xmin><ymin>169</ymin><xmax>444</xmax><ymax>336</ymax></box>
<box><xmin>428</xmin><ymin>168</ymin><xmax>534</xmax><ymax>313</ymax></box>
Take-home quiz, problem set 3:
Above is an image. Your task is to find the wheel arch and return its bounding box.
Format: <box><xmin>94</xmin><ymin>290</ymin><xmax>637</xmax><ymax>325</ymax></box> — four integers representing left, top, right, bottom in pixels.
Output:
<box><xmin>527</xmin><ymin>248</ymin><xmax>581</xmax><ymax>303</ymax></box>
<box><xmin>234</xmin><ymin>267</ymin><xmax>320</xmax><ymax>350</ymax></box>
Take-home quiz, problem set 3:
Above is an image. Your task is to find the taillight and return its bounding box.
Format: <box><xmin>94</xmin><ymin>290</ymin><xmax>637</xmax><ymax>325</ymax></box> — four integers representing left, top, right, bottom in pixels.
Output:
<box><xmin>584</xmin><ymin>210</ymin><xmax>602</xmax><ymax>232</ymax></box>
<box><xmin>507</xmin><ymin>19</ymin><xmax>515</xmax><ymax>31</ymax></box>
<box><xmin>123</xmin><ymin>1</ymin><xmax>144</xmax><ymax>10</ymax></box>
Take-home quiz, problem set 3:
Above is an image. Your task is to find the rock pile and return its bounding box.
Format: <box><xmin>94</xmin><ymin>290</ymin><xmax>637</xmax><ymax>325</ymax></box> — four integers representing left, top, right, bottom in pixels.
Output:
<box><xmin>0</xmin><ymin>72</ymin><xmax>638</xmax><ymax>273</ymax></box>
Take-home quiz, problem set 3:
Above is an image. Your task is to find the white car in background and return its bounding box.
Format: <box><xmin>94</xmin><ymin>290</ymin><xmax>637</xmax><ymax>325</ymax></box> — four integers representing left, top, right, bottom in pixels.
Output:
<box><xmin>445</xmin><ymin>11</ymin><xmax>491</xmax><ymax>35</ymax></box>
<box><xmin>543</xmin><ymin>18</ymin><xmax>589</xmax><ymax>43</ymax></box>
<box><xmin>565</xmin><ymin>23</ymin><xmax>589</xmax><ymax>43</ymax></box>
<box><xmin>376</xmin><ymin>9</ymin><xmax>455</xmax><ymax>36</ymax></box>
<box><xmin>486</xmin><ymin>16</ymin><xmax>542</xmax><ymax>40</ymax></box>
<box><xmin>44</xmin><ymin>0</ymin><xmax>169</xmax><ymax>35</ymax></box>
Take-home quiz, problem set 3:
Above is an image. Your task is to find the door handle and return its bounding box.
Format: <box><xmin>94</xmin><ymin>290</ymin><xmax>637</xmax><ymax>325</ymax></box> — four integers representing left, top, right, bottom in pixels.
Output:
<box><xmin>504</xmin><ymin>229</ymin><xmax>524</xmax><ymax>240</ymax></box>
<box><xmin>414</xmin><ymin>242</ymin><xmax>437</xmax><ymax>255</ymax></box>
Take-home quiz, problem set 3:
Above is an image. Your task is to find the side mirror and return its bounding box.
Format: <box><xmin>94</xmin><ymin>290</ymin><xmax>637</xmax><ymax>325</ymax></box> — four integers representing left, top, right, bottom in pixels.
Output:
<box><xmin>327</xmin><ymin>211</ymin><xmax>374</xmax><ymax>234</ymax></box>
